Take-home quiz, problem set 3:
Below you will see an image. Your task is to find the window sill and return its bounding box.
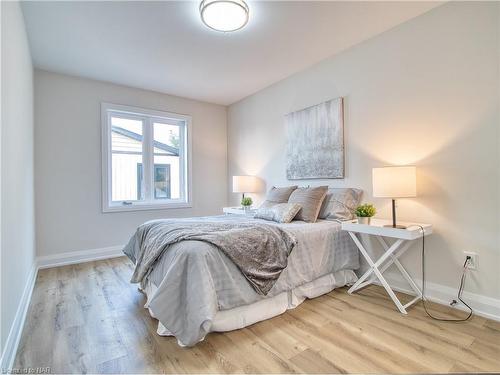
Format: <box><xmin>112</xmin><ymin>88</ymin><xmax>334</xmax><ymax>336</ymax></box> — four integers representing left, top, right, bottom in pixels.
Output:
<box><xmin>102</xmin><ymin>201</ymin><xmax>192</xmax><ymax>213</ymax></box>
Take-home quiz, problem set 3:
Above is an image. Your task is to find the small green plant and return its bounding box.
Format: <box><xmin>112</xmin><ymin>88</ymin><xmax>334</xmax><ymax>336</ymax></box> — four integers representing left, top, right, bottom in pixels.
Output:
<box><xmin>355</xmin><ymin>203</ymin><xmax>376</xmax><ymax>217</ymax></box>
<box><xmin>241</xmin><ymin>197</ymin><xmax>253</xmax><ymax>207</ymax></box>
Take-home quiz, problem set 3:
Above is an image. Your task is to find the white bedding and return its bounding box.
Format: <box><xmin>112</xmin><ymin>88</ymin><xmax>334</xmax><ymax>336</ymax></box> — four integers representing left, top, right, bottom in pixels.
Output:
<box><xmin>126</xmin><ymin>216</ymin><xmax>359</xmax><ymax>346</ymax></box>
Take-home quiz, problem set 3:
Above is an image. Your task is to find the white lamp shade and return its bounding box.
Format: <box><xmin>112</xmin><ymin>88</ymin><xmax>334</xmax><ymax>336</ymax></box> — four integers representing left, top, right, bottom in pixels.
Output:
<box><xmin>372</xmin><ymin>166</ymin><xmax>416</xmax><ymax>198</ymax></box>
<box><xmin>232</xmin><ymin>175</ymin><xmax>258</xmax><ymax>193</ymax></box>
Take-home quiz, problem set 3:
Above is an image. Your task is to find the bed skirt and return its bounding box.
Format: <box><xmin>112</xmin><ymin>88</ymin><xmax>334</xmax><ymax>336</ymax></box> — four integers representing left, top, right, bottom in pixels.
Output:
<box><xmin>141</xmin><ymin>269</ymin><xmax>357</xmax><ymax>341</ymax></box>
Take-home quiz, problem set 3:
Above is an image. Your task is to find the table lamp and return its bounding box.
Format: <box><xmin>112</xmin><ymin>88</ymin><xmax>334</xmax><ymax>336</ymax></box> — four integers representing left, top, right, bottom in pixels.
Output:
<box><xmin>372</xmin><ymin>166</ymin><xmax>416</xmax><ymax>229</ymax></box>
<box><xmin>232</xmin><ymin>175</ymin><xmax>258</xmax><ymax>203</ymax></box>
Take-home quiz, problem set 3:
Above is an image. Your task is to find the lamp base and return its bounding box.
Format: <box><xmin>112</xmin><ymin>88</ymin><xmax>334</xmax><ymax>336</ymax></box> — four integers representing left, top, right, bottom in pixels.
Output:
<box><xmin>384</xmin><ymin>224</ymin><xmax>407</xmax><ymax>229</ymax></box>
<box><xmin>387</xmin><ymin>199</ymin><xmax>407</xmax><ymax>229</ymax></box>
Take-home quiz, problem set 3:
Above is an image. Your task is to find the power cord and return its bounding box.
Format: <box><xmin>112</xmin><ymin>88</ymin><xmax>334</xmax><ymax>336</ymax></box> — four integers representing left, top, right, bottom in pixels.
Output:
<box><xmin>417</xmin><ymin>225</ymin><xmax>473</xmax><ymax>322</ymax></box>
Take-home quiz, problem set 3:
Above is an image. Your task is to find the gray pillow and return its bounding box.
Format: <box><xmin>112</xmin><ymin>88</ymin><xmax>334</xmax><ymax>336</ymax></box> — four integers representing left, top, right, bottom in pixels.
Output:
<box><xmin>254</xmin><ymin>203</ymin><xmax>302</xmax><ymax>223</ymax></box>
<box><xmin>288</xmin><ymin>186</ymin><xmax>328</xmax><ymax>223</ymax></box>
<box><xmin>318</xmin><ymin>188</ymin><xmax>363</xmax><ymax>220</ymax></box>
<box><xmin>260</xmin><ymin>186</ymin><xmax>298</xmax><ymax>208</ymax></box>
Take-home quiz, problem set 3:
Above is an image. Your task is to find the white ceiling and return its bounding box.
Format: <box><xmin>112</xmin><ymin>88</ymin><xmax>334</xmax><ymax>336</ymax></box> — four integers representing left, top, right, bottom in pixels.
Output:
<box><xmin>21</xmin><ymin>1</ymin><xmax>441</xmax><ymax>105</ymax></box>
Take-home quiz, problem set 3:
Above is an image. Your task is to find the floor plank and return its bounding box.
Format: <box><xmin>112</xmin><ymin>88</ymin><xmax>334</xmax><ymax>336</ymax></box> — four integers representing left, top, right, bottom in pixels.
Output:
<box><xmin>13</xmin><ymin>257</ymin><xmax>500</xmax><ymax>374</ymax></box>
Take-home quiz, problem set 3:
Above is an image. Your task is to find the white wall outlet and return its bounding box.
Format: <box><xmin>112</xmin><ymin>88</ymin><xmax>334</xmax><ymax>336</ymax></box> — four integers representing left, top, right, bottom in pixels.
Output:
<box><xmin>463</xmin><ymin>251</ymin><xmax>478</xmax><ymax>270</ymax></box>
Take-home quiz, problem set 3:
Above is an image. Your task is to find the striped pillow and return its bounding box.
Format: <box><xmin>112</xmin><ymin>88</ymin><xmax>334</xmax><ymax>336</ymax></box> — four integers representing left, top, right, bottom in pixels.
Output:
<box><xmin>288</xmin><ymin>186</ymin><xmax>328</xmax><ymax>223</ymax></box>
<box><xmin>260</xmin><ymin>186</ymin><xmax>298</xmax><ymax>208</ymax></box>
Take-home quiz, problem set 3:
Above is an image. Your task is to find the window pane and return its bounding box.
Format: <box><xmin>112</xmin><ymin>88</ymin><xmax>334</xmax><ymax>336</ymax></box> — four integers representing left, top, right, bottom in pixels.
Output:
<box><xmin>111</xmin><ymin>116</ymin><xmax>144</xmax><ymax>201</ymax></box>
<box><xmin>153</xmin><ymin>122</ymin><xmax>181</xmax><ymax>200</ymax></box>
<box><xmin>154</xmin><ymin>164</ymin><xmax>171</xmax><ymax>199</ymax></box>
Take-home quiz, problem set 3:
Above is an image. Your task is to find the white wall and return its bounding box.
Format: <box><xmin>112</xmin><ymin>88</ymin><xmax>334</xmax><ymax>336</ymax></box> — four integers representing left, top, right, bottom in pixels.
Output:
<box><xmin>1</xmin><ymin>0</ymin><xmax>35</xmax><ymax>354</ymax></box>
<box><xmin>228</xmin><ymin>2</ymin><xmax>500</xmax><ymax>300</ymax></box>
<box><xmin>35</xmin><ymin>70</ymin><xmax>227</xmax><ymax>256</ymax></box>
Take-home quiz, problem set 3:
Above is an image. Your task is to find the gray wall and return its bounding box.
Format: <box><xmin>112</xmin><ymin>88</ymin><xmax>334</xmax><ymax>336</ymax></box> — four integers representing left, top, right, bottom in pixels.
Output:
<box><xmin>1</xmin><ymin>1</ymin><xmax>35</xmax><ymax>351</ymax></box>
<box><xmin>35</xmin><ymin>70</ymin><xmax>227</xmax><ymax>256</ymax></box>
<box><xmin>228</xmin><ymin>2</ymin><xmax>500</xmax><ymax>299</ymax></box>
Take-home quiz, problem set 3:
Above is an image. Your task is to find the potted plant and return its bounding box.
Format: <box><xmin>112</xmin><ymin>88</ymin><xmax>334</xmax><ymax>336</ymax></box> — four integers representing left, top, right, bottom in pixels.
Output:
<box><xmin>241</xmin><ymin>196</ymin><xmax>253</xmax><ymax>210</ymax></box>
<box><xmin>355</xmin><ymin>203</ymin><xmax>376</xmax><ymax>224</ymax></box>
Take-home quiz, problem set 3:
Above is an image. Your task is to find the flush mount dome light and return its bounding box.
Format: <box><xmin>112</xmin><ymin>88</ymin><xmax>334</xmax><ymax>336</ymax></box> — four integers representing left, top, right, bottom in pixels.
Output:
<box><xmin>200</xmin><ymin>0</ymin><xmax>249</xmax><ymax>32</ymax></box>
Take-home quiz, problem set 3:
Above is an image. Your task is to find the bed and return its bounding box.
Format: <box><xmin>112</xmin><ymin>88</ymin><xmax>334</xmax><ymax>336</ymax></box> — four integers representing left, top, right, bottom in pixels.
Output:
<box><xmin>123</xmin><ymin>214</ymin><xmax>359</xmax><ymax>347</ymax></box>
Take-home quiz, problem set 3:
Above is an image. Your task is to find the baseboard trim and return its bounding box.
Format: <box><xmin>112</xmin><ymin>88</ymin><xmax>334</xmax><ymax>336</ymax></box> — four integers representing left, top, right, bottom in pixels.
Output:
<box><xmin>37</xmin><ymin>245</ymin><xmax>125</xmax><ymax>269</ymax></box>
<box><xmin>0</xmin><ymin>262</ymin><xmax>38</xmax><ymax>371</ymax></box>
<box><xmin>378</xmin><ymin>275</ymin><xmax>500</xmax><ymax>322</ymax></box>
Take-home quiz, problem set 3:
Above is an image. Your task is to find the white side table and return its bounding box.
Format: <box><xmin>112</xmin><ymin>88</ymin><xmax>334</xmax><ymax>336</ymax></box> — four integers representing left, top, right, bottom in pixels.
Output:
<box><xmin>223</xmin><ymin>206</ymin><xmax>256</xmax><ymax>216</ymax></box>
<box><xmin>341</xmin><ymin>218</ymin><xmax>432</xmax><ymax>314</ymax></box>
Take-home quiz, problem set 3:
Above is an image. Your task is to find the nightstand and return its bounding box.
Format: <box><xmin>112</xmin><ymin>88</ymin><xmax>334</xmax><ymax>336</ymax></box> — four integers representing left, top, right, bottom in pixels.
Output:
<box><xmin>341</xmin><ymin>218</ymin><xmax>433</xmax><ymax>314</ymax></box>
<box><xmin>223</xmin><ymin>206</ymin><xmax>257</xmax><ymax>216</ymax></box>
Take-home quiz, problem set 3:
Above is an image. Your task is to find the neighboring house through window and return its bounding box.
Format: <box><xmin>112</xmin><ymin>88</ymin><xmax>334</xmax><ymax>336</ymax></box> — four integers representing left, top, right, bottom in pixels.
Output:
<box><xmin>101</xmin><ymin>103</ymin><xmax>191</xmax><ymax>212</ymax></box>
<box><xmin>137</xmin><ymin>164</ymin><xmax>171</xmax><ymax>200</ymax></box>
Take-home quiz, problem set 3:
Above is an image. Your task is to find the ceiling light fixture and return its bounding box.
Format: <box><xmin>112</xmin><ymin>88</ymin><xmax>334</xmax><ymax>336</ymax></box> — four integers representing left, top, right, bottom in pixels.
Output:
<box><xmin>199</xmin><ymin>0</ymin><xmax>249</xmax><ymax>32</ymax></box>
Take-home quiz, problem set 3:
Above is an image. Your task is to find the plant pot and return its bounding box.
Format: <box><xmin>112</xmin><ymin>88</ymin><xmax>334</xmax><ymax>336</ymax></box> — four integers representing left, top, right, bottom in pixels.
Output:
<box><xmin>357</xmin><ymin>216</ymin><xmax>371</xmax><ymax>225</ymax></box>
<box><xmin>242</xmin><ymin>205</ymin><xmax>252</xmax><ymax>211</ymax></box>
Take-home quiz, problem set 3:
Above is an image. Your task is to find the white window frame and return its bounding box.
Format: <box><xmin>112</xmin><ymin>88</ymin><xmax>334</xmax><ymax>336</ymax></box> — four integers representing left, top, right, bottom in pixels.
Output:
<box><xmin>101</xmin><ymin>102</ymin><xmax>192</xmax><ymax>213</ymax></box>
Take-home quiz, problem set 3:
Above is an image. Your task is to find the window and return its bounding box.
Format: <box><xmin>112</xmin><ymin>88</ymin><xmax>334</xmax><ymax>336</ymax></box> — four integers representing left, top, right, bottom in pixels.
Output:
<box><xmin>101</xmin><ymin>103</ymin><xmax>191</xmax><ymax>212</ymax></box>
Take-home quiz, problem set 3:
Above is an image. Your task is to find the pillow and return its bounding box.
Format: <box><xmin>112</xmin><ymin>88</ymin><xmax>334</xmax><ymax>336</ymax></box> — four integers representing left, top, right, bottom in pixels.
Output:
<box><xmin>260</xmin><ymin>185</ymin><xmax>298</xmax><ymax>208</ymax></box>
<box><xmin>254</xmin><ymin>203</ymin><xmax>302</xmax><ymax>223</ymax></box>
<box><xmin>288</xmin><ymin>186</ymin><xmax>328</xmax><ymax>223</ymax></box>
<box><xmin>318</xmin><ymin>188</ymin><xmax>363</xmax><ymax>220</ymax></box>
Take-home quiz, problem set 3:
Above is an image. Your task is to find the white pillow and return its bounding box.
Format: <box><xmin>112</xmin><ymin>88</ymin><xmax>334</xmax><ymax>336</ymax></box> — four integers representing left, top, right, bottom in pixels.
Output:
<box><xmin>255</xmin><ymin>203</ymin><xmax>302</xmax><ymax>223</ymax></box>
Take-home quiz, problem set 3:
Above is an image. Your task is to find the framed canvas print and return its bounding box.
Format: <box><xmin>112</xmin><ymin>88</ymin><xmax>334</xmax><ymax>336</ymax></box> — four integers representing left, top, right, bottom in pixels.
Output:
<box><xmin>285</xmin><ymin>97</ymin><xmax>344</xmax><ymax>179</ymax></box>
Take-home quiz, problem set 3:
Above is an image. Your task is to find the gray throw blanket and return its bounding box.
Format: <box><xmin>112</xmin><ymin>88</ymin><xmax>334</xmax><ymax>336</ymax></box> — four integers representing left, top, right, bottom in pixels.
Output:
<box><xmin>126</xmin><ymin>218</ymin><xmax>297</xmax><ymax>295</ymax></box>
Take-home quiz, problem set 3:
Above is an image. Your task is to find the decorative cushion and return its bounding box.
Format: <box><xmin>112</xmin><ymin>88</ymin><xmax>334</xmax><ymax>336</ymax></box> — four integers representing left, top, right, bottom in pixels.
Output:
<box><xmin>288</xmin><ymin>186</ymin><xmax>328</xmax><ymax>223</ymax></box>
<box><xmin>260</xmin><ymin>186</ymin><xmax>298</xmax><ymax>208</ymax></box>
<box><xmin>254</xmin><ymin>203</ymin><xmax>302</xmax><ymax>223</ymax></box>
<box><xmin>318</xmin><ymin>188</ymin><xmax>363</xmax><ymax>220</ymax></box>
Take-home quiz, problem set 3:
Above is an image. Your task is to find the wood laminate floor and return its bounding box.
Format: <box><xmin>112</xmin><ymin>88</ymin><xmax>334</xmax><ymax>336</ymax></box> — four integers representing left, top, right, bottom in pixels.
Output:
<box><xmin>14</xmin><ymin>257</ymin><xmax>500</xmax><ymax>374</ymax></box>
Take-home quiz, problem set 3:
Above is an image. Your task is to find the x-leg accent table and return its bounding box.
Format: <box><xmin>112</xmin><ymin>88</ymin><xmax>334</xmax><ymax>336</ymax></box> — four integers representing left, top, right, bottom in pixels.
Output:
<box><xmin>341</xmin><ymin>219</ymin><xmax>432</xmax><ymax>314</ymax></box>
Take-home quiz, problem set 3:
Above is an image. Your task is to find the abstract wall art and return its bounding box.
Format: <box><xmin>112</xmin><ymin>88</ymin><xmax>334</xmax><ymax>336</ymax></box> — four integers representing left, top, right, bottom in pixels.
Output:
<box><xmin>285</xmin><ymin>97</ymin><xmax>344</xmax><ymax>180</ymax></box>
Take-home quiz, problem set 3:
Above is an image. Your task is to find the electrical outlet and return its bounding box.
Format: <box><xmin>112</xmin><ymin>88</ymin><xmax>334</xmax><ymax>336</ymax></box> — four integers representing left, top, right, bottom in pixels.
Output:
<box><xmin>463</xmin><ymin>251</ymin><xmax>478</xmax><ymax>270</ymax></box>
